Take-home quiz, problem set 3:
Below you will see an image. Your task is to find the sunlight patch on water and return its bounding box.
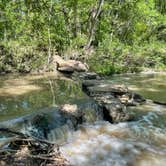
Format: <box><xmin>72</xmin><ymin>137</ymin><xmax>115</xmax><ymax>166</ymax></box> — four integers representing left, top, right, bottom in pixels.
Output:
<box><xmin>0</xmin><ymin>84</ymin><xmax>42</xmax><ymax>96</ymax></box>
<box><xmin>129</xmin><ymin>86</ymin><xmax>160</xmax><ymax>92</ymax></box>
<box><xmin>0</xmin><ymin>72</ymin><xmax>74</xmax><ymax>97</ymax></box>
<box><xmin>0</xmin><ymin>78</ymin><xmax>42</xmax><ymax>96</ymax></box>
<box><xmin>110</xmin><ymin>73</ymin><xmax>166</xmax><ymax>103</ymax></box>
<box><xmin>128</xmin><ymin>100</ymin><xmax>166</xmax><ymax>117</ymax></box>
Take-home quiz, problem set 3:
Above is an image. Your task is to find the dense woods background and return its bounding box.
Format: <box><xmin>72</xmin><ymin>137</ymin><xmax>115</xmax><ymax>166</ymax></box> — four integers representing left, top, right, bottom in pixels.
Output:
<box><xmin>0</xmin><ymin>0</ymin><xmax>165</xmax><ymax>74</ymax></box>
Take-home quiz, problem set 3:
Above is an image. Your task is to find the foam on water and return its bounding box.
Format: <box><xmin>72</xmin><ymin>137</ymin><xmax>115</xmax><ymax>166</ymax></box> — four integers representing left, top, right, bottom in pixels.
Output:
<box><xmin>61</xmin><ymin>119</ymin><xmax>166</xmax><ymax>166</ymax></box>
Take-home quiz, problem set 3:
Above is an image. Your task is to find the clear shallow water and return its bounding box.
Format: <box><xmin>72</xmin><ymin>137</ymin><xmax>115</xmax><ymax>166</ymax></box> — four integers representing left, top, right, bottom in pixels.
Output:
<box><xmin>0</xmin><ymin>73</ymin><xmax>166</xmax><ymax>166</ymax></box>
<box><xmin>0</xmin><ymin>73</ymin><xmax>87</xmax><ymax>121</ymax></box>
<box><xmin>109</xmin><ymin>73</ymin><xmax>166</xmax><ymax>103</ymax></box>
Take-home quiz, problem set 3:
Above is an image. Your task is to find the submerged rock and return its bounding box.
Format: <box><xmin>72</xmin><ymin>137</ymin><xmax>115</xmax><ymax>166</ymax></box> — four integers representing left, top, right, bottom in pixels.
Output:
<box><xmin>132</xmin><ymin>92</ymin><xmax>146</xmax><ymax>103</ymax></box>
<box><xmin>153</xmin><ymin>101</ymin><xmax>166</xmax><ymax>105</ymax></box>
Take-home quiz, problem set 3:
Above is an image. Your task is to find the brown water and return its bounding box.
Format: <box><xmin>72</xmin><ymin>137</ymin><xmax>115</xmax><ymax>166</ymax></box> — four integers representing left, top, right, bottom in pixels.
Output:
<box><xmin>0</xmin><ymin>73</ymin><xmax>166</xmax><ymax>166</ymax></box>
<box><xmin>61</xmin><ymin>73</ymin><xmax>166</xmax><ymax>166</ymax></box>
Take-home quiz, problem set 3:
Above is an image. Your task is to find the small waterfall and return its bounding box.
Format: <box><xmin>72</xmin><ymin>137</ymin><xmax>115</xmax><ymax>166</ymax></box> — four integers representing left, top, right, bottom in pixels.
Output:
<box><xmin>46</xmin><ymin>99</ymin><xmax>103</xmax><ymax>143</ymax></box>
<box><xmin>16</xmin><ymin>99</ymin><xmax>103</xmax><ymax>144</ymax></box>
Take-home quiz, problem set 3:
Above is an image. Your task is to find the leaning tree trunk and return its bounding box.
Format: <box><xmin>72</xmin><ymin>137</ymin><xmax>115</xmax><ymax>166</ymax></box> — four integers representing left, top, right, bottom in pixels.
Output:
<box><xmin>73</xmin><ymin>0</ymin><xmax>79</xmax><ymax>38</ymax></box>
<box><xmin>47</xmin><ymin>0</ymin><xmax>53</xmax><ymax>65</ymax></box>
<box><xmin>85</xmin><ymin>0</ymin><xmax>104</xmax><ymax>49</ymax></box>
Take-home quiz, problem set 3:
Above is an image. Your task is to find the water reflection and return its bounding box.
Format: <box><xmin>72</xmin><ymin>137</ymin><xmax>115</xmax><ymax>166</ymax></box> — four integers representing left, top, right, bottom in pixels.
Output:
<box><xmin>0</xmin><ymin>73</ymin><xmax>87</xmax><ymax>121</ymax></box>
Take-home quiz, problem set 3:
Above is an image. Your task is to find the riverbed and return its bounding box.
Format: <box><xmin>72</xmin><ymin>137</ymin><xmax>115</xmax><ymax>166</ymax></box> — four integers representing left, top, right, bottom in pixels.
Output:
<box><xmin>0</xmin><ymin>72</ymin><xmax>166</xmax><ymax>166</ymax></box>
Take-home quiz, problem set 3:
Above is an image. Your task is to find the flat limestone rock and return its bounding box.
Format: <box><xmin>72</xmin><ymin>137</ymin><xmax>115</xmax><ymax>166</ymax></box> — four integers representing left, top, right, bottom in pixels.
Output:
<box><xmin>86</xmin><ymin>84</ymin><xmax>128</xmax><ymax>96</ymax></box>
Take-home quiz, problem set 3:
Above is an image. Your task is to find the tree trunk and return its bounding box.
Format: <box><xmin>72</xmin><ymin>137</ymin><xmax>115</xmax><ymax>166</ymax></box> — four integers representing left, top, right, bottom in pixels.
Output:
<box><xmin>62</xmin><ymin>6</ymin><xmax>70</xmax><ymax>33</ymax></box>
<box><xmin>47</xmin><ymin>0</ymin><xmax>53</xmax><ymax>65</ymax></box>
<box><xmin>73</xmin><ymin>0</ymin><xmax>78</xmax><ymax>38</ymax></box>
<box><xmin>85</xmin><ymin>0</ymin><xmax>104</xmax><ymax>49</ymax></box>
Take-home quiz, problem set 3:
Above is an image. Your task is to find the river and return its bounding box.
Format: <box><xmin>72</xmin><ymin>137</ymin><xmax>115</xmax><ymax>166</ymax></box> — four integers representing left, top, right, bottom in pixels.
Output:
<box><xmin>0</xmin><ymin>72</ymin><xmax>166</xmax><ymax>166</ymax></box>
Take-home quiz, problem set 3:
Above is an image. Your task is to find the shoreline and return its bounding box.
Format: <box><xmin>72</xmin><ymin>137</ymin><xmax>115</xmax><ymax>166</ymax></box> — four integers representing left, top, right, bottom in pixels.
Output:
<box><xmin>0</xmin><ymin>68</ymin><xmax>166</xmax><ymax>77</ymax></box>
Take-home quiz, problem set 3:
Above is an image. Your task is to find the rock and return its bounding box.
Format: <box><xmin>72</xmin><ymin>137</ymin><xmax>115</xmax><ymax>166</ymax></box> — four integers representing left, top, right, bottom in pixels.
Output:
<box><xmin>60</xmin><ymin>104</ymin><xmax>82</xmax><ymax>117</ymax></box>
<box><xmin>82</xmin><ymin>79</ymin><xmax>113</xmax><ymax>88</ymax></box>
<box><xmin>84</xmin><ymin>83</ymin><xmax>129</xmax><ymax>97</ymax></box>
<box><xmin>68</xmin><ymin>60</ymin><xmax>88</xmax><ymax>72</ymax></box>
<box><xmin>58</xmin><ymin>66</ymin><xmax>75</xmax><ymax>74</ymax></box>
<box><xmin>118</xmin><ymin>94</ymin><xmax>130</xmax><ymax>104</ymax></box>
<box><xmin>103</xmin><ymin>104</ymin><xmax>131</xmax><ymax>123</ymax></box>
<box><xmin>60</xmin><ymin>99</ymin><xmax>103</xmax><ymax>124</ymax></box>
<box><xmin>82</xmin><ymin>86</ymin><xmax>132</xmax><ymax>123</ymax></box>
<box><xmin>132</xmin><ymin>92</ymin><xmax>146</xmax><ymax>103</ymax></box>
<box><xmin>92</xmin><ymin>95</ymin><xmax>131</xmax><ymax>123</ymax></box>
<box><xmin>79</xmin><ymin>72</ymin><xmax>101</xmax><ymax>80</ymax></box>
<box><xmin>94</xmin><ymin>94</ymin><xmax>116</xmax><ymax>105</ymax></box>
<box><xmin>82</xmin><ymin>80</ymin><xmax>140</xmax><ymax>123</ymax></box>
<box><xmin>53</xmin><ymin>55</ymin><xmax>88</xmax><ymax>73</ymax></box>
<box><xmin>102</xmin><ymin>100</ymin><xmax>130</xmax><ymax>123</ymax></box>
<box><xmin>92</xmin><ymin>84</ymin><xmax>128</xmax><ymax>93</ymax></box>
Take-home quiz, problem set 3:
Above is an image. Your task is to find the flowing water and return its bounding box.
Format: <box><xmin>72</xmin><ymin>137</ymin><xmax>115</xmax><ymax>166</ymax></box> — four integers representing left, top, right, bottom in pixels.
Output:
<box><xmin>0</xmin><ymin>72</ymin><xmax>166</xmax><ymax>166</ymax></box>
<box><xmin>61</xmin><ymin>73</ymin><xmax>166</xmax><ymax>166</ymax></box>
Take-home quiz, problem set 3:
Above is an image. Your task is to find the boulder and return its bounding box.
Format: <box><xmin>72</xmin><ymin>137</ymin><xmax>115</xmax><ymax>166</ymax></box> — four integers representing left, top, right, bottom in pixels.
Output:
<box><xmin>60</xmin><ymin>99</ymin><xmax>103</xmax><ymax>124</ymax></box>
<box><xmin>89</xmin><ymin>84</ymin><xmax>128</xmax><ymax>94</ymax></box>
<box><xmin>58</xmin><ymin>66</ymin><xmax>75</xmax><ymax>74</ymax></box>
<box><xmin>92</xmin><ymin>95</ymin><xmax>131</xmax><ymax>123</ymax></box>
<box><xmin>53</xmin><ymin>55</ymin><xmax>88</xmax><ymax>73</ymax></box>
<box><xmin>102</xmin><ymin>99</ymin><xmax>130</xmax><ymax>123</ymax></box>
<box><xmin>68</xmin><ymin>60</ymin><xmax>88</xmax><ymax>72</ymax></box>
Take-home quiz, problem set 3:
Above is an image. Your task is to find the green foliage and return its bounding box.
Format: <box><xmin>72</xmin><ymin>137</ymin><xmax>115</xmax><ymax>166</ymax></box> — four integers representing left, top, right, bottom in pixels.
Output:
<box><xmin>0</xmin><ymin>0</ymin><xmax>165</xmax><ymax>74</ymax></box>
<box><xmin>0</xmin><ymin>41</ymin><xmax>47</xmax><ymax>73</ymax></box>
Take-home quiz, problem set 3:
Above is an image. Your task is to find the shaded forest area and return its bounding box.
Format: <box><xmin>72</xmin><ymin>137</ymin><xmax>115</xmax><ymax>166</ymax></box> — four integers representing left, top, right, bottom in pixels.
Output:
<box><xmin>0</xmin><ymin>0</ymin><xmax>166</xmax><ymax>74</ymax></box>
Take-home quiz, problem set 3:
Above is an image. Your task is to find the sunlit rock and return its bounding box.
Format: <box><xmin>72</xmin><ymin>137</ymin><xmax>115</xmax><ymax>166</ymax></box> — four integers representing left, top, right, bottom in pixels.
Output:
<box><xmin>53</xmin><ymin>55</ymin><xmax>88</xmax><ymax>73</ymax></box>
<box><xmin>82</xmin><ymin>80</ymin><xmax>145</xmax><ymax>122</ymax></box>
<box><xmin>83</xmin><ymin>81</ymin><xmax>128</xmax><ymax>96</ymax></box>
<box><xmin>103</xmin><ymin>102</ymin><xmax>130</xmax><ymax>123</ymax></box>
